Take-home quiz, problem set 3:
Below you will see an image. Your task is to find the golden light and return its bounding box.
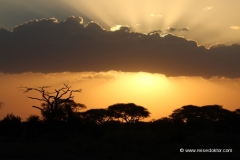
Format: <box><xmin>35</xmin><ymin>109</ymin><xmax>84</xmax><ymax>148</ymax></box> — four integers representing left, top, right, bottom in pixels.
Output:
<box><xmin>134</xmin><ymin>72</ymin><xmax>155</xmax><ymax>86</ymax></box>
<box><xmin>110</xmin><ymin>25</ymin><xmax>122</xmax><ymax>31</ymax></box>
<box><xmin>63</xmin><ymin>0</ymin><xmax>190</xmax><ymax>32</ymax></box>
<box><xmin>230</xmin><ymin>26</ymin><xmax>240</xmax><ymax>30</ymax></box>
<box><xmin>115</xmin><ymin>72</ymin><xmax>170</xmax><ymax>98</ymax></box>
<box><xmin>92</xmin><ymin>72</ymin><xmax>170</xmax><ymax>102</ymax></box>
<box><xmin>61</xmin><ymin>0</ymin><xmax>240</xmax><ymax>47</ymax></box>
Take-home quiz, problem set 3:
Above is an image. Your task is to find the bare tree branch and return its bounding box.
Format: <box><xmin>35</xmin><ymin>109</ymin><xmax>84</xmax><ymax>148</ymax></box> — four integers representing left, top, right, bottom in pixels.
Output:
<box><xmin>20</xmin><ymin>84</ymin><xmax>83</xmax><ymax>122</ymax></box>
<box><xmin>32</xmin><ymin>105</ymin><xmax>45</xmax><ymax>113</ymax></box>
<box><xmin>27</xmin><ymin>97</ymin><xmax>45</xmax><ymax>101</ymax></box>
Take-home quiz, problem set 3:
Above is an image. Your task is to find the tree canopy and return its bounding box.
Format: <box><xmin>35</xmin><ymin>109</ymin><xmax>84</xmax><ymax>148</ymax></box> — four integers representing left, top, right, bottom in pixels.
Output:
<box><xmin>169</xmin><ymin>104</ymin><xmax>233</xmax><ymax>123</ymax></box>
<box><xmin>82</xmin><ymin>108</ymin><xmax>110</xmax><ymax>125</ymax></box>
<box><xmin>107</xmin><ymin>103</ymin><xmax>150</xmax><ymax>123</ymax></box>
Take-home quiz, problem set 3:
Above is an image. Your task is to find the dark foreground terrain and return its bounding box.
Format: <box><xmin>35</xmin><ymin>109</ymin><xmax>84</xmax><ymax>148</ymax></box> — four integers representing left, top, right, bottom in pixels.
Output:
<box><xmin>0</xmin><ymin>121</ymin><xmax>239</xmax><ymax>160</ymax></box>
<box><xmin>1</xmin><ymin>104</ymin><xmax>240</xmax><ymax>159</ymax></box>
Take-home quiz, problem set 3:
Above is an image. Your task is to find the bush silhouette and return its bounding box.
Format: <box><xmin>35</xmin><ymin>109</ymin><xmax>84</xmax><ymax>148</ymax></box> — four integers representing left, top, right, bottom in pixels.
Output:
<box><xmin>26</xmin><ymin>115</ymin><xmax>41</xmax><ymax>123</ymax></box>
<box><xmin>1</xmin><ymin>113</ymin><xmax>22</xmax><ymax>141</ymax></box>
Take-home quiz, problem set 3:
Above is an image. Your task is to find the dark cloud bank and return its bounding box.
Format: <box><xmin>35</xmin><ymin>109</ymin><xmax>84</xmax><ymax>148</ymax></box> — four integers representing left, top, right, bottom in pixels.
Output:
<box><xmin>0</xmin><ymin>16</ymin><xmax>240</xmax><ymax>78</ymax></box>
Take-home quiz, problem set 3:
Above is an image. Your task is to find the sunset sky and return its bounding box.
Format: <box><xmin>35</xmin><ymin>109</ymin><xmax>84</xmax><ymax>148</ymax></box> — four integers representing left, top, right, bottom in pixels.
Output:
<box><xmin>0</xmin><ymin>0</ymin><xmax>240</xmax><ymax>121</ymax></box>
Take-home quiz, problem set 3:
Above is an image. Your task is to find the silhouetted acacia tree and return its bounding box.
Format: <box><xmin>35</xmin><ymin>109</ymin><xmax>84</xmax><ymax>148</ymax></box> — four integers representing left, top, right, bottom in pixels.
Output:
<box><xmin>200</xmin><ymin>105</ymin><xmax>233</xmax><ymax>122</ymax></box>
<box><xmin>20</xmin><ymin>84</ymin><xmax>85</xmax><ymax>122</ymax></box>
<box><xmin>107</xmin><ymin>103</ymin><xmax>150</xmax><ymax>123</ymax></box>
<box><xmin>170</xmin><ymin>105</ymin><xmax>200</xmax><ymax>123</ymax></box>
<box><xmin>170</xmin><ymin>104</ymin><xmax>233</xmax><ymax>123</ymax></box>
<box><xmin>40</xmin><ymin>99</ymin><xmax>86</xmax><ymax>122</ymax></box>
<box><xmin>82</xmin><ymin>108</ymin><xmax>110</xmax><ymax>125</ymax></box>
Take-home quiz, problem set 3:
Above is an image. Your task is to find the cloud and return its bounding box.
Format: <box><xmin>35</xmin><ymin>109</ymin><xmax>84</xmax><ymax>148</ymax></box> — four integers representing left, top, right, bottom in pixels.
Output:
<box><xmin>110</xmin><ymin>25</ymin><xmax>122</xmax><ymax>31</ymax></box>
<box><xmin>110</xmin><ymin>25</ymin><xmax>131</xmax><ymax>32</ymax></box>
<box><xmin>148</xmin><ymin>30</ymin><xmax>162</xmax><ymax>35</ymax></box>
<box><xmin>166</xmin><ymin>27</ymin><xmax>189</xmax><ymax>32</ymax></box>
<box><xmin>68</xmin><ymin>71</ymin><xmax>120</xmax><ymax>82</ymax></box>
<box><xmin>0</xmin><ymin>17</ymin><xmax>240</xmax><ymax>78</ymax></box>
<box><xmin>230</xmin><ymin>26</ymin><xmax>240</xmax><ymax>30</ymax></box>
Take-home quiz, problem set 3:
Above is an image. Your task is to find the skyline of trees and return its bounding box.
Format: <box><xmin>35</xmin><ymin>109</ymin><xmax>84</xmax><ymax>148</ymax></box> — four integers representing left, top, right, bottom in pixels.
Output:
<box><xmin>0</xmin><ymin>85</ymin><xmax>240</xmax><ymax>159</ymax></box>
<box><xmin>1</xmin><ymin>100</ymin><xmax>240</xmax><ymax>125</ymax></box>
<box><xmin>1</xmin><ymin>84</ymin><xmax>240</xmax><ymax>123</ymax></box>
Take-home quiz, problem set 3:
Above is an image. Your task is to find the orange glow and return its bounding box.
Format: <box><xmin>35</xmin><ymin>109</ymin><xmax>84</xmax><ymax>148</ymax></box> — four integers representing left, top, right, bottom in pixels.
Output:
<box><xmin>133</xmin><ymin>72</ymin><xmax>157</xmax><ymax>87</ymax></box>
<box><xmin>0</xmin><ymin>72</ymin><xmax>240</xmax><ymax>121</ymax></box>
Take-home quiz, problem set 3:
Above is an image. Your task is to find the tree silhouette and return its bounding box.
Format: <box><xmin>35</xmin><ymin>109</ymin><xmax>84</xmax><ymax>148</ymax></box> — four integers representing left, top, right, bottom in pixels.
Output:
<box><xmin>40</xmin><ymin>99</ymin><xmax>85</xmax><ymax>122</ymax></box>
<box><xmin>107</xmin><ymin>103</ymin><xmax>150</xmax><ymax>123</ymax></box>
<box><xmin>200</xmin><ymin>105</ymin><xmax>233</xmax><ymax>122</ymax></box>
<box><xmin>26</xmin><ymin>115</ymin><xmax>41</xmax><ymax>124</ymax></box>
<box><xmin>20</xmin><ymin>84</ymin><xmax>85</xmax><ymax>122</ymax></box>
<box><xmin>2</xmin><ymin>113</ymin><xmax>21</xmax><ymax>124</ymax></box>
<box><xmin>82</xmin><ymin>108</ymin><xmax>110</xmax><ymax>125</ymax></box>
<box><xmin>1</xmin><ymin>113</ymin><xmax>22</xmax><ymax>140</ymax></box>
<box><xmin>24</xmin><ymin>115</ymin><xmax>42</xmax><ymax>142</ymax></box>
<box><xmin>169</xmin><ymin>105</ymin><xmax>199</xmax><ymax>123</ymax></box>
<box><xmin>170</xmin><ymin>104</ymin><xmax>233</xmax><ymax>123</ymax></box>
